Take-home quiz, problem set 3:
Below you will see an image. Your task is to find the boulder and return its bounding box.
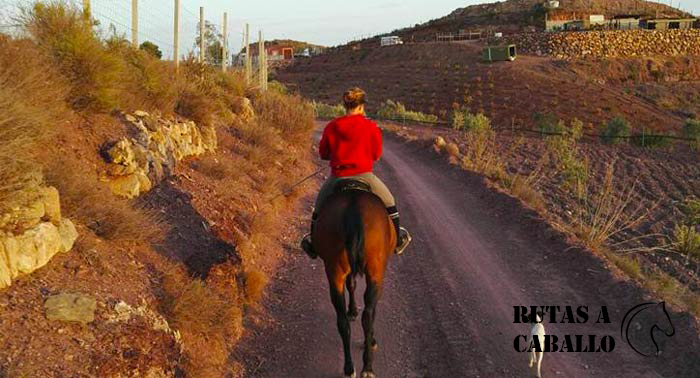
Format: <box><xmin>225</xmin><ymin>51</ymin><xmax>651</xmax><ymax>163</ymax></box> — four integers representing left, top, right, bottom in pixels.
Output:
<box><xmin>44</xmin><ymin>293</ymin><xmax>97</xmax><ymax>325</ymax></box>
<box><xmin>41</xmin><ymin>186</ymin><xmax>61</xmax><ymax>225</ymax></box>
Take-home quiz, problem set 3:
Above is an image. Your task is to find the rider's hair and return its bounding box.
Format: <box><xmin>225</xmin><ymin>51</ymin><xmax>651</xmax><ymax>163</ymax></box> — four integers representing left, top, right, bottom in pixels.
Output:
<box><xmin>343</xmin><ymin>87</ymin><xmax>366</xmax><ymax>110</ymax></box>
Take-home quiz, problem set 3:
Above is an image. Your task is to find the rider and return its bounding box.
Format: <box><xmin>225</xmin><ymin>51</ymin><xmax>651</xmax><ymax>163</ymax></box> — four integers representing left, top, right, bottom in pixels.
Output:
<box><xmin>301</xmin><ymin>87</ymin><xmax>412</xmax><ymax>258</ymax></box>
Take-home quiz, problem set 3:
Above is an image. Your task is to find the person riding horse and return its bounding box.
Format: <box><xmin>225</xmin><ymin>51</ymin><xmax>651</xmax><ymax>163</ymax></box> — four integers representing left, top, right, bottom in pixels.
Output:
<box><xmin>301</xmin><ymin>87</ymin><xmax>411</xmax><ymax>258</ymax></box>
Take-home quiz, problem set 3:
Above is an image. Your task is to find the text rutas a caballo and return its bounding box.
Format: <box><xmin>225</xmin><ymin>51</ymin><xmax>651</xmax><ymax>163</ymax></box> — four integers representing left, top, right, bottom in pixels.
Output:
<box><xmin>514</xmin><ymin>306</ymin><xmax>615</xmax><ymax>353</ymax></box>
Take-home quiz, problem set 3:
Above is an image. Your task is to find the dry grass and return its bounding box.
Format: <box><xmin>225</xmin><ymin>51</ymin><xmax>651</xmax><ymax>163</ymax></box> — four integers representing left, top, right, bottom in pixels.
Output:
<box><xmin>244</xmin><ymin>269</ymin><xmax>268</xmax><ymax>304</ymax></box>
<box><xmin>571</xmin><ymin>164</ymin><xmax>652</xmax><ymax>251</ymax></box>
<box><xmin>252</xmin><ymin>88</ymin><xmax>315</xmax><ymax>145</ymax></box>
<box><xmin>0</xmin><ymin>37</ymin><xmax>68</xmax><ymax>218</ymax></box>
<box><xmin>162</xmin><ymin>270</ymin><xmax>243</xmax><ymax>378</ymax></box>
<box><xmin>43</xmin><ymin>156</ymin><xmax>165</xmax><ymax>243</ymax></box>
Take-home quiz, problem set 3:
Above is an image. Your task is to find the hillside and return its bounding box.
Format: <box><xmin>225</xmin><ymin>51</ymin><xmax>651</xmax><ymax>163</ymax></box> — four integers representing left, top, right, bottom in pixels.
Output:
<box><xmin>278</xmin><ymin>42</ymin><xmax>700</xmax><ymax>132</ymax></box>
<box><xmin>360</xmin><ymin>0</ymin><xmax>693</xmax><ymax>44</ymax></box>
<box><xmin>242</xmin><ymin>39</ymin><xmax>325</xmax><ymax>54</ymax></box>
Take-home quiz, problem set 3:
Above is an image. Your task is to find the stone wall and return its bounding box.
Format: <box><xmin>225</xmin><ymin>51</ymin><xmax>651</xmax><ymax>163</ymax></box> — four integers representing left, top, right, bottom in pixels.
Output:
<box><xmin>0</xmin><ymin>186</ymin><xmax>78</xmax><ymax>288</ymax></box>
<box><xmin>502</xmin><ymin>30</ymin><xmax>700</xmax><ymax>59</ymax></box>
<box><xmin>103</xmin><ymin>111</ymin><xmax>218</xmax><ymax>198</ymax></box>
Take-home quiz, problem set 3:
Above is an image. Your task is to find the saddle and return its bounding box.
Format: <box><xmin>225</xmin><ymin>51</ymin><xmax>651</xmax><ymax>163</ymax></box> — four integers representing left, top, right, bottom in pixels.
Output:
<box><xmin>332</xmin><ymin>179</ymin><xmax>372</xmax><ymax>194</ymax></box>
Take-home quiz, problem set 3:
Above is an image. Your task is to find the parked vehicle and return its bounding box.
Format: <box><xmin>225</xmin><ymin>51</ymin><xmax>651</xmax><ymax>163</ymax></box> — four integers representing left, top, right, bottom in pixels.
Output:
<box><xmin>380</xmin><ymin>36</ymin><xmax>403</xmax><ymax>47</ymax></box>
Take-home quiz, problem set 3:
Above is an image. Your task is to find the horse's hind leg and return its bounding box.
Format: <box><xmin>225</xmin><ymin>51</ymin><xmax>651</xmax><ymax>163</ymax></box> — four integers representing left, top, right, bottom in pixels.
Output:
<box><xmin>346</xmin><ymin>275</ymin><xmax>359</xmax><ymax>321</ymax></box>
<box><xmin>361</xmin><ymin>278</ymin><xmax>382</xmax><ymax>378</ymax></box>
<box><xmin>330</xmin><ymin>277</ymin><xmax>355</xmax><ymax>377</ymax></box>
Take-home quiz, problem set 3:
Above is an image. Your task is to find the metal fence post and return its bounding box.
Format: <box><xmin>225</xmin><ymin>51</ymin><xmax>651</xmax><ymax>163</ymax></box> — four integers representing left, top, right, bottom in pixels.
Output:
<box><xmin>173</xmin><ymin>0</ymin><xmax>180</xmax><ymax>69</ymax></box>
<box><xmin>199</xmin><ymin>7</ymin><xmax>204</xmax><ymax>63</ymax></box>
<box><xmin>83</xmin><ymin>0</ymin><xmax>90</xmax><ymax>18</ymax></box>
<box><xmin>259</xmin><ymin>30</ymin><xmax>265</xmax><ymax>91</ymax></box>
<box><xmin>222</xmin><ymin>12</ymin><xmax>228</xmax><ymax>72</ymax></box>
<box><xmin>131</xmin><ymin>0</ymin><xmax>138</xmax><ymax>48</ymax></box>
<box><xmin>245</xmin><ymin>24</ymin><xmax>251</xmax><ymax>85</ymax></box>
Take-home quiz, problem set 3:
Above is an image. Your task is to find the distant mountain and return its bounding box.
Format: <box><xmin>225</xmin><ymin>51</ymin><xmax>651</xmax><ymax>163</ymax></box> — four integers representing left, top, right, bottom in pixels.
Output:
<box><xmin>239</xmin><ymin>39</ymin><xmax>325</xmax><ymax>54</ymax></box>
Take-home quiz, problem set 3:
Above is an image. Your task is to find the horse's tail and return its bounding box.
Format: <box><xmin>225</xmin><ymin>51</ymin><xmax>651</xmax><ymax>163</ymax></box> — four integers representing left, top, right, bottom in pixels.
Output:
<box><xmin>343</xmin><ymin>194</ymin><xmax>365</xmax><ymax>276</ymax></box>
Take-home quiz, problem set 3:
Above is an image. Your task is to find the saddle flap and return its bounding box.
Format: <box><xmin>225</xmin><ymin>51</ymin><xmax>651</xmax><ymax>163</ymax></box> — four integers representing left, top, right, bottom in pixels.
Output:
<box><xmin>333</xmin><ymin>179</ymin><xmax>371</xmax><ymax>194</ymax></box>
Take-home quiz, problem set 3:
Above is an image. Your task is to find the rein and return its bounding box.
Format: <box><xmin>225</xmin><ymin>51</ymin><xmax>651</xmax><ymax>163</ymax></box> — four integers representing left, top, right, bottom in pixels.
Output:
<box><xmin>268</xmin><ymin>166</ymin><xmax>328</xmax><ymax>202</ymax></box>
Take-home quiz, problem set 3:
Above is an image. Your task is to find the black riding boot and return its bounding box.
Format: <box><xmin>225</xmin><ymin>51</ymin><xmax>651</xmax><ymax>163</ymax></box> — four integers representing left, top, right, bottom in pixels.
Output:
<box><xmin>300</xmin><ymin>213</ymin><xmax>318</xmax><ymax>259</ymax></box>
<box><xmin>388</xmin><ymin>207</ymin><xmax>411</xmax><ymax>255</ymax></box>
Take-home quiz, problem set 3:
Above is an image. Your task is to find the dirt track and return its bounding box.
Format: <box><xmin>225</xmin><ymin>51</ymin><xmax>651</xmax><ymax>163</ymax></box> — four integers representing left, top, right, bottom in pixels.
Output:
<box><xmin>235</xmin><ymin>130</ymin><xmax>700</xmax><ymax>377</ymax></box>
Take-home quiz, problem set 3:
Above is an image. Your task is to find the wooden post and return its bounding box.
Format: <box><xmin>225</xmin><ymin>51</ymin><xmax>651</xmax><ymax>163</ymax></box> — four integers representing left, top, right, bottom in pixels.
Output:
<box><xmin>259</xmin><ymin>30</ymin><xmax>265</xmax><ymax>90</ymax></box>
<box><xmin>222</xmin><ymin>12</ymin><xmax>228</xmax><ymax>72</ymax></box>
<box><xmin>245</xmin><ymin>24</ymin><xmax>251</xmax><ymax>85</ymax></box>
<box><xmin>131</xmin><ymin>0</ymin><xmax>138</xmax><ymax>47</ymax></box>
<box><xmin>174</xmin><ymin>0</ymin><xmax>180</xmax><ymax>69</ymax></box>
<box><xmin>199</xmin><ymin>7</ymin><xmax>205</xmax><ymax>63</ymax></box>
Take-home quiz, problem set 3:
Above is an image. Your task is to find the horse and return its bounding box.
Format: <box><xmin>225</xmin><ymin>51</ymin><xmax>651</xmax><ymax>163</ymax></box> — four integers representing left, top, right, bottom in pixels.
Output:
<box><xmin>621</xmin><ymin>301</ymin><xmax>676</xmax><ymax>357</ymax></box>
<box><xmin>313</xmin><ymin>180</ymin><xmax>397</xmax><ymax>378</ymax></box>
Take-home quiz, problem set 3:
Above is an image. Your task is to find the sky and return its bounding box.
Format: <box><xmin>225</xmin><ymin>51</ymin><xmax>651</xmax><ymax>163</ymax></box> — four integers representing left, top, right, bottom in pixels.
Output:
<box><xmin>3</xmin><ymin>0</ymin><xmax>699</xmax><ymax>58</ymax></box>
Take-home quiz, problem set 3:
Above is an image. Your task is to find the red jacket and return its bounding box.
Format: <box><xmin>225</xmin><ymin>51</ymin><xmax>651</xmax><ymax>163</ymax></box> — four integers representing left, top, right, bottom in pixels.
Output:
<box><xmin>319</xmin><ymin>114</ymin><xmax>382</xmax><ymax>177</ymax></box>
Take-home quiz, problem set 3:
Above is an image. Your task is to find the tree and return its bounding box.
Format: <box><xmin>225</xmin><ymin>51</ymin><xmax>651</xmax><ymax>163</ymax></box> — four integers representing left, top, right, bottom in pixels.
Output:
<box><xmin>194</xmin><ymin>21</ymin><xmax>223</xmax><ymax>64</ymax></box>
<box><xmin>139</xmin><ymin>41</ymin><xmax>162</xmax><ymax>59</ymax></box>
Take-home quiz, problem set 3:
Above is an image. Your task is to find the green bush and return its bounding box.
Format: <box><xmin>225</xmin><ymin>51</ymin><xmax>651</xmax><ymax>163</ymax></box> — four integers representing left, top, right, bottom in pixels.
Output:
<box><xmin>630</xmin><ymin>129</ymin><xmax>671</xmax><ymax>148</ymax></box>
<box><xmin>452</xmin><ymin>107</ymin><xmax>491</xmax><ymax>133</ymax></box>
<box><xmin>683</xmin><ymin>118</ymin><xmax>700</xmax><ymax>147</ymax></box>
<box><xmin>672</xmin><ymin>224</ymin><xmax>700</xmax><ymax>262</ymax></box>
<box><xmin>312</xmin><ymin>101</ymin><xmax>345</xmax><ymax>119</ymax></box>
<box><xmin>535</xmin><ymin>112</ymin><xmax>563</xmax><ymax>134</ymax></box>
<box><xmin>376</xmin><ymin>100</ymin><xmax>438</xmax><ymax>123</ymax></box>
<box><xmin>547</xmin><ymin>118</ymin><xmax>587</xmax><ymax>195</ymax></box>
<box><xmin>601</xmin><ymin>116</ymin><xmax>631</xmax><ymax>144</ymax></box>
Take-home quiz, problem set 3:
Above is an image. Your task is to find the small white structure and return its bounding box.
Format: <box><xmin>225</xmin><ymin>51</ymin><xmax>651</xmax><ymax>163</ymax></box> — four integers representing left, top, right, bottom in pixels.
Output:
<box><xmin>380</xmin><ymin>36</ymin><xmax>403</xmax><ymax>47</ymax></box>
<box><xmin>545</xmin><ymin>0</ymin><xmax>560</xmax><ymax>9</ymax></box>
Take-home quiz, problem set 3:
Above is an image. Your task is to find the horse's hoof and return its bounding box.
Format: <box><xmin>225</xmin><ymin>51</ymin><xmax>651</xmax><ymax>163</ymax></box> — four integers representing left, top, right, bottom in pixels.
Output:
<box><xmin>344</xmin><ymin>371</ymin><xmax>356</xmax><ymax>378</ymax></box>
<box><xmin>361</xmin><ymin>371</ymin><xmax>376</xmax><ymax>378</ymax></box>
<box><xmin>371</xmin><ymin>340</ymin><xmax>378</xmax><ymax>351</ymax></box>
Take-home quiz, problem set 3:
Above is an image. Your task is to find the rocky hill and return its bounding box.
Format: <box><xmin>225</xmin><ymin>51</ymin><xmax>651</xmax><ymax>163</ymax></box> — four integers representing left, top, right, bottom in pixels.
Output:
<box><xmin>378</xmin><ymin>0</ymin><xmax>693</xmax><ymax>43</ymax></box>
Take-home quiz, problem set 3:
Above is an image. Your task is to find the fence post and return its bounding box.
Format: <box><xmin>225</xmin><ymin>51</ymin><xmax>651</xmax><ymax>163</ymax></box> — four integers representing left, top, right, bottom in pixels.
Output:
<box><xmin>222</xmin><ymin>12</ymin><xmax>228</xmax><ymax>72</ymax></box>
<box><xmin>245</xmin><ymin>24</ymin><xmax>251</xmax><ymax>85</ymax></box>
<box><xmin>131</xmin><ymin>0</ymin><xmax>138</xmax><ymax>48</ymax></box>
<box><xmin>173</xmin><ymin>0</ymin><xmax>180</xmax><ymax>70</ymax></box>
<box><xmin>259</xmin><ymin>30</ymin><xmax>265</xmax><ymax>91</ymax></box>
<box><xmin>199</xmin><ymin>7</ymin><xmax>204</xmax><ymax>63</ymax></box>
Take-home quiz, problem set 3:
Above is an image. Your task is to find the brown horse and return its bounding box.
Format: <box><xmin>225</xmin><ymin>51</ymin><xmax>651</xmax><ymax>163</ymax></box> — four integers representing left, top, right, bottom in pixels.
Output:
<box><xmin>313</xmin><ymin>181</ymin><xmax>397</xmax><ymax>378</ymax></box>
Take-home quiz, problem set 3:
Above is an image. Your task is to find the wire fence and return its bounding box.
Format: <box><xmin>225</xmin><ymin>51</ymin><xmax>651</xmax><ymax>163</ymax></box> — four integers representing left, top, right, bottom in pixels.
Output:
<box><xmin>0</xmin><ymin>0</ymin><xmax>258</xmax><ymax>71</ymax></box>
<box><xmin>362</xmin><ymin>114</ymin><xmax>700</xmax><ymax>147</ymax></box>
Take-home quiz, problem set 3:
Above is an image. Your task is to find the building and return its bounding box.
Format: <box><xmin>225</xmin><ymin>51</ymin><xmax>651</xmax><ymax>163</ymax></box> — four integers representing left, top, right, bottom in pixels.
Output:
<box><xmin>610</xmin><ymin>15</ymin><xmax>641</xmax><ymax>30</ymax></box>
<box><xmin>265</xmin><ymin>45</ymin><xmax>294</xmax><ymax>61</ymax></box>
<box><xmin>545</xmin><ymin>10</ymin><xmax>605</xmax><ymax>31</ymax></box>
<box><xmin>640</xmin><ymin>18</ymin><xmax>697</xmax><ymax>30</ymax></box>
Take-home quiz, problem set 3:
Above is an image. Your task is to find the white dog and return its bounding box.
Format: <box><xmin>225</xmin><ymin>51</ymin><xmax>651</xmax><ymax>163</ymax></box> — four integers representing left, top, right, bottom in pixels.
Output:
<box><xmin>527</xmin><ymin>311</ymin><xmax>546</xmax><ymax>378</ymax></box>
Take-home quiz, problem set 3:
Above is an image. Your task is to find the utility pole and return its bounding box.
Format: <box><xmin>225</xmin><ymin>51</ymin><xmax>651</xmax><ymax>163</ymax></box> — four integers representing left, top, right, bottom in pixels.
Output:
<box><xmin>199</xmin><ymin>7</ymin><xmax>205</xmax><ymax>63</ymax></box>
<box><xmin>245</xmin><ymin>23</ymin><xmax>251</xmax><ymax>85</ymax></box>
<box><xmin>131</xmin><ymin>0</ymin><xmax>138</xmax><ymax>47</ymax></box>
<box><xmin>222</xmin><ymin>12</ymin><xmax>228</xmax><ymax>72</ymax></box>
<box><xmin>259</xmin><ymin>30</ymin><xmax>265</xmax><ymax>90</ymax></box>
<box><xmin>174</xmin><ymin>0</ymin><xmax>180</xmax><ymax>69</ymax></box>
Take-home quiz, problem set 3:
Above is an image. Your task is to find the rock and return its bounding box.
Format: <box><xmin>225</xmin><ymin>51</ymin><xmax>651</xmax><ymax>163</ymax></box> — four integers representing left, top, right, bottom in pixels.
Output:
<box><xmin>44</xmin><ymin>293</ymin><xmax>96</xmax><ymax>325</ymax></box>
<box><xmin>133</xmin><ymin>110</ymin><xmax>150</xmax><ymax>118</ymax></box>
<box><xmin>0</xmin><ymin>219</ymin><xmax>78</xmax><ymax>289</ymax></box>
<box><xmin>231</xmin><ymin>96</ymin><xmax>255</xmax><ymax>122</ymax></box>
<box><xmin>41</xmin><ymin>186</ymin><xmax>61</xmax><ymax>225</ymax></box>
<box><xmin>434</xmin><ymin>136</ymin><xmax>447</xmax><ymax>150</ymax></box>
<box><xmin>107</xmin><ymin>172</ymin><xmax>149</xmax><ymax>199</ymax></box>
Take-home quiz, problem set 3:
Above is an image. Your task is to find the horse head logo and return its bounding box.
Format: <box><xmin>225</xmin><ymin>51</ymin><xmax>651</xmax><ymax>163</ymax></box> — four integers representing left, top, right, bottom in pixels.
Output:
<box><xmin>621</xmin><ymin>302</ymin><xmax>675</xmax><ymax>357</ymax></box>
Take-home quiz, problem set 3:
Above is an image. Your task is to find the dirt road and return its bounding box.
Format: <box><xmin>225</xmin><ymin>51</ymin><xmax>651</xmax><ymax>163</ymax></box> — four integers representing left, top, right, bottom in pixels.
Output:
<box><xmin>235</xmin><ymin>131</ymin><xmax>700</xmax><ymax>377</ymax></box>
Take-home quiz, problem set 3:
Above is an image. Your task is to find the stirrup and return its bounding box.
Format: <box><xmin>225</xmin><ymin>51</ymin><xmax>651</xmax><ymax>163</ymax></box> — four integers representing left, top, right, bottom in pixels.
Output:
<box><xmin>300</xmin><ymin>234</ymin><xmax>318</xmax><ymax>259</ymax></box>
<box><xmin>395</xmin><ymin>227</ymin><xmax>412</xmax><ymax>255</ymax></box>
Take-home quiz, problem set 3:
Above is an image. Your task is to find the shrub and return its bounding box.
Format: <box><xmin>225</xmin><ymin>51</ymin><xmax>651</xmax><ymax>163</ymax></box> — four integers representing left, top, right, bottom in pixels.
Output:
<box><xmin>630</xmin><ymin>129</ymin><xmax>671</xmax><ymax>148</ymax></box>
<box><xmin>547</xmin><ymin>118</ymin><xmax>587</xmax><ymax>195</ymax></box>
<box><xmin>312</xmin><ymin>101</ymin><xmax>345</xmax><ymax>119</ymax></box>
<box><xmin>672</xmin><ymin>225</ymin><xmax>700</xmax><ymax>265</ymax></box>
<box><xmin>23</xmin><ymin>2</ymin><xmax>127</xmax><ymax>112</ymax></box>
<box><xmin>535</xmin><ymin>112</ymin><xmax>563</xmax><ymax>134</ymax></box>
<box><xmin>0</xmin><ymin>37</ymin><xmax>67</xmax><ymax>216</ymax></box>
<box><xmin>377</xmin><ymin>100</ymin><xmax>438</xmax><ymax>123</ymax></box>
<box><xmin>253</xmin><ymin>90</ymin><xmax>315</xmax><ymax>145</ymax></box>
<box><xmin>681</xmin><ymin>198</ymin><xmax>700</xmax><ymax>226</ymax></box>
<box><xmin>601</xmin><ymin>116</ymin><xmax>631</xmax><ymax>144</ymax></box>
<box><xmin>682</xmin><ymin>118</ymin><xmax>700</xmax><ymax>148</ymax></box>
<box><xmin>452</xmin><ymin>107</ymin><xmax>491</xmax><ymax>133</ymax></box>
<box><xmin>139</xmin><ymin>41</ymin><xmax>162</xmax><ymax>59</ymax></box>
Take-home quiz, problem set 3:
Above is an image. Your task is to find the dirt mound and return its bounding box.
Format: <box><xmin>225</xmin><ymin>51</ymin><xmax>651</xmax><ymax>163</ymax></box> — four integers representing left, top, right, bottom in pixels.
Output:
<box><xmin>278</xmin><ymin>42</ymin><xmax>698</xmax><ymax>132</ymax></box>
